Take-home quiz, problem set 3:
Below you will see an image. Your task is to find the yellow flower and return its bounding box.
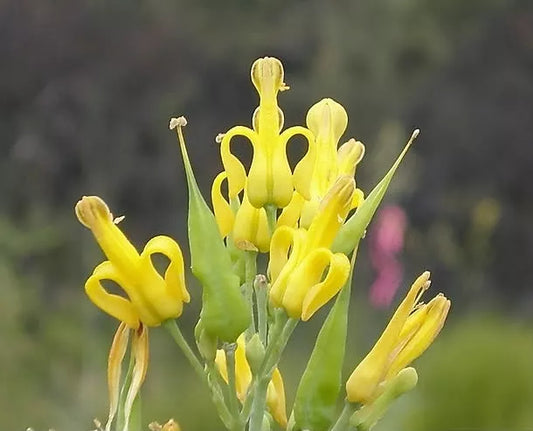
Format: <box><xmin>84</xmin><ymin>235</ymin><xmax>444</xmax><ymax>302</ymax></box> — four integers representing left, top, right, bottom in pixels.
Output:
<box><xmin>346</xmin><ymin>271</ymin><xmax>450</xmax><ymax>404</ymax></box>
<box><xmin>106</xmin><ymin>322</ymin><xmax>149</xmax><ymax>431</ymax></box>
<box><xmin>211</xmin><ymin>171</ymin><xmax>271</xmax><ymax>252</ymax></box>
<box><xmin>219</xmin><ymin>57</ymin><xmax>315</xmax><ymax>209</ymax></box>
<box><xmin>75</xmin><ymin>195</ymin><xmax>190</xmax><ymax>328</ymax></box>
<box><xmin>278</xmin><ymin>98</ymin><xmax>365</xmax><ymax>229</ymax></box>
<box><xmin>269</xmin><ymin>176</ymin><xmax>354</xmax><ymax>320</ymax></box>
<box><xmin>215</xmin><ymin>335</ymin><xmax>288</xmax><ymax>427</ymax></box>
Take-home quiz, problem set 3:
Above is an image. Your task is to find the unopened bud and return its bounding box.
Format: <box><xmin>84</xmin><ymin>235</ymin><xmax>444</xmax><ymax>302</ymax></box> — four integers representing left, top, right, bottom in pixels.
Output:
<box><xmin>245</xmin><ymin>333</ymin><xmax>266</xmax><ymax>374</ymax></box>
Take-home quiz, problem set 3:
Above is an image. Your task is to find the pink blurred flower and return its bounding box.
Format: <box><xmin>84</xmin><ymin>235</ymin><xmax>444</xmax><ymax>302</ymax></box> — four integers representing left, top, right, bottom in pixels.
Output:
<box><xmin>369</xmin><ymin>205</ymin><xmax>407</xmax><ymax>308</ymax></box>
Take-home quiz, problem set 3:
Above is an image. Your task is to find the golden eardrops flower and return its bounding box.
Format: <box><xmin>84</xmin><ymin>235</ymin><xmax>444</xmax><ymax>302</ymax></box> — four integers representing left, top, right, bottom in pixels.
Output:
<box><xmin>345</xmin><ymin>271</ymin><xmax>450</xmax><ymax>404</ymax></box>
<box><xmin>269</xmin><ymin>176</ymin><xmax>355</xmax><ymax>320</ymax></box>
<box><xmin>278</xmin><ymin>98</ymin><xmax>365</xmax><ymax>229</ymax></box>
<box><xmin>75</xmin><ymin>195</ymin><xmax>190</xmax><ymax>328</ymax></box>
<box><xmin>219</xmin><ymin>57</ymin><xmax>315</xmax><ymax>209</ymax></box>
<box><xmin>211</xmin><ymin>171</ymin><xmax>271</xmax><ymax>252</ymax></box>
<box><xmin>215</xmin><ymin>335</ymin><xmax>288</xmax><ymax>427</ymax></box>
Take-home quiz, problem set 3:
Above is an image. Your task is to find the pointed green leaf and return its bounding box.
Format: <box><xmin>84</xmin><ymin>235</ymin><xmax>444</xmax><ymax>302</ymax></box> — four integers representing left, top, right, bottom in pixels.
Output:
<box><xmin>333</xmin><ymin>130</ymin><xmax>418</xmax><ymax>255</ymax></box>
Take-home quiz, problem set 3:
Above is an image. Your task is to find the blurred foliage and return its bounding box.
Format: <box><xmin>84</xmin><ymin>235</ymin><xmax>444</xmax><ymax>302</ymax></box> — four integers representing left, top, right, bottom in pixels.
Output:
<box><xmin>1</xmin><ymin>0</ymin><xmax>533</xmax><ymax>429</ymax></box>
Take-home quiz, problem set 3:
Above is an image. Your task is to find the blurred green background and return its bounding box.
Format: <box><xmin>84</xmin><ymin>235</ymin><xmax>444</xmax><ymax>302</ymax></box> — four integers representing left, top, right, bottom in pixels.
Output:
<box><xmin>1</xmin><ymin>0</ymin><xmax>533</xmax><ymax>430</ymax></box>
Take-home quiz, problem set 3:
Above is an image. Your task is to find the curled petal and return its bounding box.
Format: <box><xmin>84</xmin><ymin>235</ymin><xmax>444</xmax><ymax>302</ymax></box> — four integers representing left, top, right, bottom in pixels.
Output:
<box><xmin>301</xmin><ymin>251</ymin><xmax>351</xmax><ymax>321</ymax></box>
<box><xmin>220</xmin><ymin>126</ymin><xmax>258</xmax><ymax>199</ymax></box>
<box><xmin>141</xmin><ymin>235</ymin><xmax>190</xmax><ymax>304</ymax></box>
<box><xmin>282</xmin><ymin>126</ymin><xmax>316</xmax><ymax>202</ymax></box>
<box><xmin>123</xmin><ymin>324</ymin><xmax>149</xmax><ymax>431</ymax></box>
<box><xmin>211</xmin><ymin>172</ymin><xmax>235</xmax><ymax>238</ymax></box>
<box><xmin>269</xmin><ymin>226</ymin><xmax>296</xmax><ymax>284</ymax></box>
<box><xmin>85</xmin><ymin>261</ymin><xmax>140</xmax><ymax>329</ymax></box>
<box><xmin>105</xmin><ymin>322</ymin><xmax>130</xmax><ymax>431</ymax></box>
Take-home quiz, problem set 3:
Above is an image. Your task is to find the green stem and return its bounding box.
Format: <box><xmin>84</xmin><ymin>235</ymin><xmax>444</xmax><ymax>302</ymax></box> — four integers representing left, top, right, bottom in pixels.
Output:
<box><xmin>224</xmin><ymin>343</ymin><xmax>244</xmax><ymax>431</ymax></box>
<box><xmin>116</xmin><ymin>349</ymin><xmax>135</xmax><ymax>431</ymax></box>
<box><xmin>206</xmin><ymin>362</ymin><xmax>235</xmax><ymax>430</ymax></box>
<box><xmin>244</xmin><ymin>251</ymin><xmax>258</xmax><ymax>336</ymax></box>
<box><xmin>330</xmin><ymin>401</ymin><xmax>357</xmax><ymax>431</ymax></box>
<box><xmin>254</xmin><ymin>275</ymin><xmax>268</xmax><ymax>345</ymax></box>
<box><xmin>248</xmin><ymin>317</ymin><xmax>298</xmax><ymax>431</ymax></box>
<box><xmin>164</xmin><ymin>319</ymin><xmax>205</xmax><ymax>380</ymax></box>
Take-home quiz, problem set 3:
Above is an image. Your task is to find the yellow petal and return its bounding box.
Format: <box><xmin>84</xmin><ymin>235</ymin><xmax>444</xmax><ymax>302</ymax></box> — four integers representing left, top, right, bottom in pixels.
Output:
<box><xmin>123</xmin><ymin>325</ymin><xmax>149</xmax><ymax>431</ymax></box>
<box><xmin>211</xmin><ymin>171</ymin><xmax>235</xmax><ymax>238</ymax></box>
<box><xmin>85</xmin><ymin>261</ymin><xmax>140</xmax><ymax>329</ymax></box>
<box><xmin>277</xmin><ymin>192</ymin><xmax>306</xmax><ymax>229</ymax></box>
<box><xmin>337</xmin><ymin>139</ymin><xmax>365</xmax><ymax>177</ymax></box>
<box><xmin>233</xmin><ymin>193</ymin><xmax>271</xmax><ymax>253</ymax></box>
<box><xmin>346</xmin><ymin>272</ymin><xmax>431</xmax><ymax>403</ymax></box>
<box><xmin>214</xmin><ymin>349</ymin><xmax>228</xmax><ymax>382</ymax></box>
<box><xmin>75</xmin><ymin>196</ymin><xmax>140</xmax><ymax>278</ymax></box>
<box><xmin>247</xmin><ymin>136</ymin><xmax>293</xmax><ymax>208</ymax></box>
<box><xmin>306</xmin><ymin>176</ymin><xmax>355</xmax><ymax>251</ymax></box>
<box><xmin>386</xmin><ymin>295</ymin><xmax>450</xmax><ymax>379</ymax></box>
<box><xmin>301</xmin><ymin>251</ymin><xmax>351</xmax><ymax>321</ymax></box>
<box><xmin>269</xmin><ymin>228</ymin><xmax>306</xmax><ymax>309</ymax></box>
<box><xmin>267</xmin><ymin>368</ymin><xmax>287</xmax><ymax>428</ymax></box>
<box><xmin>268</xmin><ymin>226</ymin><xmax>296</xmax><ymax>284</ymax></box>
<box><xmin>220</xmin><ymin>126</ymin><xmax>258</xmax><ymax>199</ymax></box>
<box><xmin>140</xmin><ymin>235</ymin><xmax>190</xmax><ymax>308</ymax></box>
<box><xmin>234</xmin><ymin>335</ymin><xmax>252</xmax><ymax>401</ymax></box>
<box><xmin>105</xmin><ymin>322</ymin><xmax>130</xmax><ymax>431</ymax></box>
<box><xmin>306</xmin><ymin>98</ymin><xmax>348</xmax><ymax>148</ymax></box>
<box><xmin>214</xmin><ymin>335</ymin><xmax>252</xmax><ymax>402</ymax></box>
<box><xmin>305</xmin><ymin>98</ymin><xmax>348</xmax><ymax>196</ymax></box>
<box><xmin>284</xmin><ymin>125</ymin><xmax>316</xmax><ymax>202</ymax></box>
<box><xmin>280</xmin><ymin>247</ymin><xmax>332</xmax><ymax>318</ymax></box>
<box><xmin>251</xmin><ymin>57</ymin><xmax>285</xmax><ymax>114</ymax></box>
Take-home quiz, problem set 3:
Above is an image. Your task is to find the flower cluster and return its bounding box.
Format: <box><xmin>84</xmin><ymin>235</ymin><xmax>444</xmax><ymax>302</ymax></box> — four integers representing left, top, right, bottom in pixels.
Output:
<box><xmin>76</xmin><ymin>57</ymin><xmax>450</xmax><ymax>431</ymax></box>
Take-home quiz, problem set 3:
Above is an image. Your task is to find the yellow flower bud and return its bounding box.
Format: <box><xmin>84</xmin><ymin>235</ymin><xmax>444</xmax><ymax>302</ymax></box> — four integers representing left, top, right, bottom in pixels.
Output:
<box><xmin>346</xmin><ymin>272</ymin><xmax>450</xmax><ymax>404</ymax></box>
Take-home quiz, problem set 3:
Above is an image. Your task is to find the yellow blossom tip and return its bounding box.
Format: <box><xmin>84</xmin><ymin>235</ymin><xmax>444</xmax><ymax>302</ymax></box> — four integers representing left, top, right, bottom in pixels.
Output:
<box><xmin>169</xmin><ymin>116</ymin><xmax>187</xmax><ymax>130</ymax></box>
<box><xmin>75</xmin><ymin>196</ymin><xmax>113</xmax><ymax>229</ymax></box>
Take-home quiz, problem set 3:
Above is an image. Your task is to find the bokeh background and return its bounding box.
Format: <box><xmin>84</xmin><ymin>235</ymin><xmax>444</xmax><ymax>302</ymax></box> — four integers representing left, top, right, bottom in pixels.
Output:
<box><xmin>2</xmin><ymin>0</ymin><xmax>533</xmax><ymax>430</ymax></box>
